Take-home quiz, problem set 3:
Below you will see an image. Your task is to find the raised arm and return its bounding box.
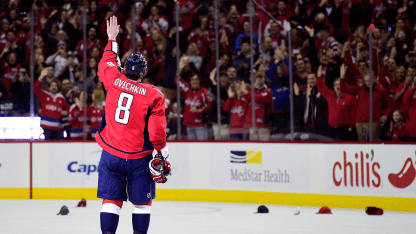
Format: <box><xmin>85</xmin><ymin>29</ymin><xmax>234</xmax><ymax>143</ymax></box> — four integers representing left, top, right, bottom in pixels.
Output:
<box><xmin>98</xmin><ymin>16</ymin><xmax>122</xmax><ymax>87</ymax></box>
<box><xmin>34</xmin><ymin>68</ymin><xmax>48</xmax><ymax>101</ymax></box>
<box><xmin>340</xmin><ymin>75</ymin><xmax>360</xmax><ymax>96</ymax></box>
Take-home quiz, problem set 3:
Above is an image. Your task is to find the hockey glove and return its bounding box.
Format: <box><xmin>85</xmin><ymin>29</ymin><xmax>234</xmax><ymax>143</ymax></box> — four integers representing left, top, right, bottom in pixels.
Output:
<box><xmin>149</xmin><ymin>155</ymin><xmax>171</xmax><ymax>183</ymax></box>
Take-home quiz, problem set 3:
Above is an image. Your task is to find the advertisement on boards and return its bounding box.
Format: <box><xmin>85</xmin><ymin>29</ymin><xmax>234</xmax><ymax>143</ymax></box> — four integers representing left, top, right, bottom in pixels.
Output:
<box><xmin>33</xmin><ymin>143</ymin><xmax>102</xmax><ymax>188</ymax></box>
<box><xmin>208</xmin><ymin>143</ymin><xmax>309</xmax><ymax>192</ymax></box>
<box><xmin>33</xmin><ymin>142</ymin><xmax>190</xmax><ymax>188</ymax></box>
<box><xmin>326</xmin><ymin>145</ymin><xmax>416</xmax><ymax>197</ymax></box>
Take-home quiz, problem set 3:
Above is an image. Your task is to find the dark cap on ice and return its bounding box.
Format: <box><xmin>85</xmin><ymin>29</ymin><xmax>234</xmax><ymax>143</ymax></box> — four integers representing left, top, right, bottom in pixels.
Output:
<box><xmin>255</xmin><ymin>205</ymin><xmax>269</xmax><ymax>213</ymax></box>
<box><xmin>57</xmin><ymin>205</ymin><xmax>69</xmax><ymax>215</ymax></box>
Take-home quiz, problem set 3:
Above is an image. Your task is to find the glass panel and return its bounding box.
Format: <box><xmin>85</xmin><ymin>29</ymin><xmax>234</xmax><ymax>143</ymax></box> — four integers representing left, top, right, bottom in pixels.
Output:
<box><xmin>0</xmin><ymin>1</ymin><xmax>412</xmax><ymax>143</ymax></box>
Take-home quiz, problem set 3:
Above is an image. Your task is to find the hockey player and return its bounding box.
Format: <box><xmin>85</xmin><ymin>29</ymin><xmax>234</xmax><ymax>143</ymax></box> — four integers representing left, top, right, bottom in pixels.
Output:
<box><xmin>96</xmin><ymin>16</ymin><xmax>171</xmax><ymax>234</ymax></box>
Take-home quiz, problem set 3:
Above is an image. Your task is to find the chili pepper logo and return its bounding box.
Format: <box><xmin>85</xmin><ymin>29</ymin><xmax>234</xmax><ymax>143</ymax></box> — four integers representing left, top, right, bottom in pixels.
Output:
<box><xmin>388</xmin><ymin>152</ymin><xmax>416</xmax><ymax>189</ymax></box>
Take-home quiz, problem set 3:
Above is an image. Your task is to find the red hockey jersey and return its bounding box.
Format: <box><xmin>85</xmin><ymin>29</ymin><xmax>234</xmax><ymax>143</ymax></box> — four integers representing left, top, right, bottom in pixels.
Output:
<box><xmin>244</xmin><ymin>87</ymin><xmax>273</xmax><ymax>128</ymax></box>
<box><xmin>223</xmin><ymin>97</ymin><xmax>249</xmax><ymax>134</ymax></box>
<box><xmin>68</xmin><ymin>104</ymin><xmax>88</xmax><ymax>140</ymax></box>
<box><xmin>34</xmin><ymin>79</ymin><xmax>69</xmax><ymax>131</ymax></box>
<box><xmin>96</xmin><ymin>40</ymin><xmax>167</xmax><ymax>159</ymax></box>
<box><xmin>175</xmin><ymin>77</ymin><xmax>212</xmax><ymax>127</ymax></box>
<box><xmin>386</xmin><ymin>122</ymin><xmax>408</xmax><ymax>142</ymax></box>
<box><xmin>88</xmin><ymin>105</ymin><xmax>104</xmax><ymax>138</ymax></box>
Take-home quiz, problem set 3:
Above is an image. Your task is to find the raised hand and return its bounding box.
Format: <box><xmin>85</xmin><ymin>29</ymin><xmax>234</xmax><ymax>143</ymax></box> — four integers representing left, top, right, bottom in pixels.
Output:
<box><xmin>294</xmin><ymin>82</ymin><xmax>300</xmax><ymax>96</ymax></box>
<box><xmin>107</xmin><ymin>16</ymin><xmax>120</xmax><ymax>41</ymax></box>
<box><xmin>169</xmin><ymin>27</ymin><xmax>176</xmax><ymax>38</ymax></box>
<box><xmin>306</xmin><ymin>83</ymin><xmax>311</xmax><ymax>96</ymax></box>
<box><xmin>317</xmin><ymin>65</ymin><xmax>323</xmax><ymax>77</ymax></box>
<box><xmin>340</xmin><ymin>64</ymin><xmax>347</xmax><ymax>78</ymax></box>
<box><xmin>304</xmin><ymin>26</ymin><xmax>314</xmax><ymax>37</ymax></box>
<box><xmin>227</xmin><ymin>88</ymin><xmax>235</xmax><ymax>99</ymax></box>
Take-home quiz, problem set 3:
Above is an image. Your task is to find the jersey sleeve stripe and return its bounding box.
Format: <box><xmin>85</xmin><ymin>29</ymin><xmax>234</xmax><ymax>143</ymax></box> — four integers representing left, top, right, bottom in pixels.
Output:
<box><xmin>111</xmin><ymin>41</ymin><xmax>121</xmax><ymax>66</ymax></box>
<box><xmin>111</xmin><ymin>41</ymin><xmax>118</xmax><ymax>54</ymax></box>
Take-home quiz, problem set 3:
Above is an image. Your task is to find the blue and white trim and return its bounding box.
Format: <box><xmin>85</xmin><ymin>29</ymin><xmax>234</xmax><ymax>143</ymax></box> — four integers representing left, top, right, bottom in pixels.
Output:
<box><xmin>40</xmin><ymin>116</ymin><xmax>63</xmax><ymax>128</ymax></box>
<box><xmin>70</xmin><ymin>128</ymin><xmax>83</xmax><ymax>138</ymax></box>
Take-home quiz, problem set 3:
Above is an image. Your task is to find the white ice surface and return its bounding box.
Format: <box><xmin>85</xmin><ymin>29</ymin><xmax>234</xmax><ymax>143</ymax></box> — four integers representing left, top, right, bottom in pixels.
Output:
<box><xmin>0</xmin><ymin>200</ymin><xmax>414</xmax><ymax>234</ymax></box>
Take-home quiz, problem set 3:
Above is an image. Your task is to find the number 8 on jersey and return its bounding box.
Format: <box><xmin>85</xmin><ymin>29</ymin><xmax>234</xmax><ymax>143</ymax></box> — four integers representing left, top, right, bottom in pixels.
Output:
<box><xmin>115</xmin><ymin>92</ymin><xmax>134</xmax><ymax>124</ymax></box>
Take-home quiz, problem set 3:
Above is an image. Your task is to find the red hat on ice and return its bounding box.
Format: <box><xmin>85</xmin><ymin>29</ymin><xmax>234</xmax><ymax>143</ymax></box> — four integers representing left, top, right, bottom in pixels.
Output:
<box><xmin>77</xmin><ymin>198</ymin><xmax>87</xmax><ymax>207</ymax></box>
<box><xmin>316</xmin><ymin>206</ymin><xmax>332</xmax><ymax>214</ymax></box>
<box><xmin>365</xmin><ymin>206</ymin><xmax>383</xmax><ymax>215</ymax></box>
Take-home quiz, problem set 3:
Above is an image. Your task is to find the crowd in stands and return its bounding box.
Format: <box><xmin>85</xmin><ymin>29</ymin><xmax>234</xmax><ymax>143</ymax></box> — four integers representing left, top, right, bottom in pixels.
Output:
<box><xmin>0</xmin><ymin>0</ymin><xmax>416</xmax><ymax>142</ymax></box>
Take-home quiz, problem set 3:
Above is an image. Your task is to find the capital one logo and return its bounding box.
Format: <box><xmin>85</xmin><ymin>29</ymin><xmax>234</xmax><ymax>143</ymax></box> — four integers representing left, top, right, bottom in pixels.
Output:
<box><xmin>332</xmin><ymin>150</ymin><xmax>381</xmax><ymax>188</ymax></box>
<box><xmin>67</xmin><ymin>161</ymin><xmax>99</xmax><ymax>175</ymax></box>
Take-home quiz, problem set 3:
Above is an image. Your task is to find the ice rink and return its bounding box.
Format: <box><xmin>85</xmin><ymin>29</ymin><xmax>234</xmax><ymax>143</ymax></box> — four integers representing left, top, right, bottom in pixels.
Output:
<box><xmin>0</xmin><ymin>200</ymin><xmax>415</xmax><ymax>234</ymax></box>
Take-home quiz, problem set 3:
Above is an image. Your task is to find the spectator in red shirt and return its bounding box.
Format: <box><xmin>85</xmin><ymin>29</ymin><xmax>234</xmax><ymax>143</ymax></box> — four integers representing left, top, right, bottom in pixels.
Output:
<box><xmin>144</xmin><ymin>26</ymin><xmax>166</xmax><ymax>61</ymax></box>
<box><xmin>60</xmin><ymin>78</ymin><xmax>77</xmax><ymax>139</ymax></box>
<box><xmin>68</xmin><ymin>91</ymin><xmax>89</xmax><ymax>140</ymax></box>
<box><xmin>176</xmin><ymin>57</ymin><xmax>212</xmax><ymax>140</ymax></box>
<box><xmin>223</xmin><ymin>79</ymin><xmax>249</xmax><ymax>140</ymax></box>
<box><xmin>88</xmin><ymin>0</ymin><xmax>103</xmax><ymax>28</ymax></box>
<box><xmin>317</xmin><ymin>64</ymin><xmax>357</xmax><ymax>140</ymax></box>
<box><xmin>187</xmin><ymin>15</ymin><xmax>213</xmax><ymax>57</ymax></box>
<box><xmin>88</xmin><ymin>99</ymin><xmax>105</xmax><ymax>139</ymax></box>
<box><xmin>393</xmin><ymin>70</ymin><xmax>414</xmax><ymax>111</ymax></box>
<box><xmin>386</xmin><ymin>109</ymin><xmax>408</xmax><ymax>141</ymax></box>
<box><xmin>341</xmin><ymin>73</ymin><xmax>394</xmax><ymax>141</ymax></box>
<box><xmin>121</xmin><ymin>38</ymin><xmax>146</xmax><ymax>64</ymax></box>
<box><xmin>174</xmin><ymin>0</ymin><xmax>196</xmax><ymax>31</ymax></box>
<box><xmin>151</xmin><ymin>42</ymin><xmax>166</xmax><ymax>86</ymax></box>
<box><xmin>121</xmin><ymin>19</ymin><xmax>142</xmax><ymax>54</ymax></box>
<box><xmin>403</xmin><ymin>77</ymin><xmax>416</xmax><ymax>141</ymax></box>
<box><xmin>0</xmin><ymin>51</ymin><xmax>20</xmax><ymax>98</ymax></box>
<box><xmin>243</xmin><ymin>72</ymin><xmax>273</xmax><ymax>141</ymax></box>
<box><xmin>392</xmin><ymin>66</ymin><xmax>406</xmax><ymax>91</ymax></box>
<box><xmin>35</xmin><ymin>68</ymin><xmax>69</xmax><ymax>140</ymax></box>
<box><xmin>75</xmin><ymin>27</ymin><xmax>102</xmax><ymax>62</ymax></box>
